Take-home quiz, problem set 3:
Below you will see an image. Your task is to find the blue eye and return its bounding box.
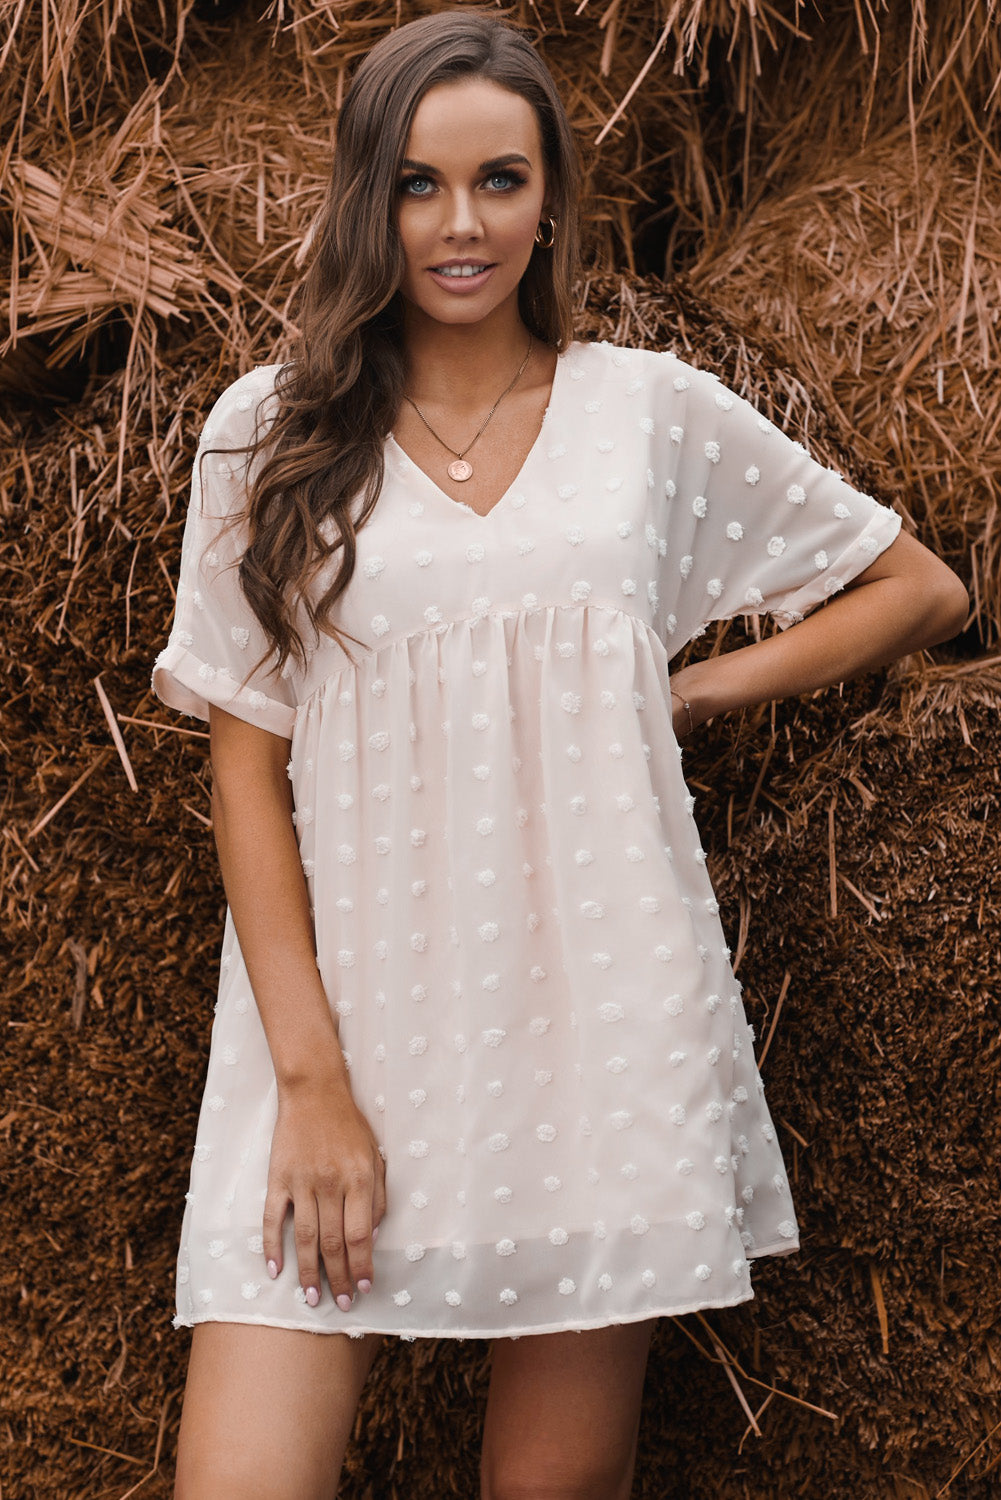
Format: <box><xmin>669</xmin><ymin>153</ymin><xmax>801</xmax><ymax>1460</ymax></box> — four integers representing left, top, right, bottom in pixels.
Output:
<box><xmin>486</xmin><ymin>170</ymin><xmax>525</xmax><ymax>191</ymax></box>
<box><xmin>400</xmin><ymin>175</ymin><xmax>434</xmax><ymax>197</ymax></box>
<box><xmin>398</xmin><ymin>168</ymin><xmax>527</xmax><ymax>197</ymax></box>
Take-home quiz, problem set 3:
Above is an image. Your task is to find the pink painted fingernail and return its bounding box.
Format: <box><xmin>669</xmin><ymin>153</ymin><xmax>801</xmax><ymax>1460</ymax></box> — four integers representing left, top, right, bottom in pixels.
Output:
<box><xmin>267</xmin><ymin>1259</ymin><xmax>279</xmax><ymax>1280</ymax></box>
<box><xmin>305</xmin><ymin>1286</ymin><xmax>320</xmax><ymax>1307</ymax></box>
<box><xmin>357</xmin><ymin>1278</ymin><xmax>372</xmax><ymax>1294</ymax></box>
<box><xmin>336</xmin><ymin>1293</ymin><xmax>353</xmax><ymax>1313</ymax></box>
<box><xmin>372</xmin><ymin>1224</ymin><xmax>380</xmax><ymax>1243</ymax></box>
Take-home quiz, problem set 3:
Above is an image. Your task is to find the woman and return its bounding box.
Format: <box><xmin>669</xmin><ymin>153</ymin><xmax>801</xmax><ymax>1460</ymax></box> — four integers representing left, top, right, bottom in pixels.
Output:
<box><xmin>152</xmin><ymin>11</ymin><xmax>968</xmax><ymax>1498</ymax></box>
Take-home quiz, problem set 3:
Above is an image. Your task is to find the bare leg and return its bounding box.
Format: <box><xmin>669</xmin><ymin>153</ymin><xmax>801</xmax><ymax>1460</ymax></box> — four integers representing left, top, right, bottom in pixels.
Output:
<box><xmin>480</xmin><ymin>1320</ymin><xmax>655</xmax><ymax>1500</ymax></box>
<box><xmin>174</xmin><ymin>1323</ymin><xmax>380</xmax><ymax>1500</ymax></box>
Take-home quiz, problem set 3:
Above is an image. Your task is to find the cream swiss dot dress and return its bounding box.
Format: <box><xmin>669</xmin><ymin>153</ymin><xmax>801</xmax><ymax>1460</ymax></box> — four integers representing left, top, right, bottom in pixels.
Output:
<box><xmin>152</xmin><ymin>339</ymin><xmax>902</xmax><ymax>1338</ymax></box>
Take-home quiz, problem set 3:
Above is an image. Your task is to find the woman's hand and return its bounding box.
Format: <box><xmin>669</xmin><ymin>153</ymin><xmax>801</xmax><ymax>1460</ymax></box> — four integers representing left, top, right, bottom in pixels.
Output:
<box><xmin>263</xmin><ymin>1072</ymin><xmax>388</xmax><ymax>1311</ymax></box>
<box><xmin>207</xmin><ymin>704</ymin><xmax>389</xmax><ymax>1310</ymax></box>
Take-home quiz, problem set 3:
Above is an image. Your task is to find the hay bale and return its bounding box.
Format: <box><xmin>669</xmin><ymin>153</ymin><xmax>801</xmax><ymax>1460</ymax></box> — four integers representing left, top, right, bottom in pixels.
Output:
<box><xmin>3</xmin><ymin>271</ymin><xmax>999</xmax><ymax>1498</ymax></box>
<box><xmin>688</xmin><ymin>118</ymin><xmax>1000</xmax><ymax>646</ymax></box>
<box><xmin>4</xmin><ymin>2</ymin><xmax>997</xmax><ymax>638</ymax></box>
<box><xmin>3</xmin><ymin>1</ymin><xmax>697</xmax><ymax>364</ymax></box>
<box><xmin>6</xmin><ymin>1</ymin><xmax>998</xmax><ymax>373</ymax></box>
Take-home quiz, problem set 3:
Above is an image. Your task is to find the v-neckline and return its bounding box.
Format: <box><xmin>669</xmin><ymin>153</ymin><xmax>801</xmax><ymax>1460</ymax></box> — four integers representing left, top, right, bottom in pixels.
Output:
<box><xmin>386</xmin><ymin>345</ymin><xmax>569</xmax><ymax>522</ymax></box>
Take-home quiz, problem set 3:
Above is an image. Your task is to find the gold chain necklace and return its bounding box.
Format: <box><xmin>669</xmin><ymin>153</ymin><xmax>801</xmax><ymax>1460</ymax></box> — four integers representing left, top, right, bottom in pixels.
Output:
<box><xmin>401</xmin><ymin>336</ymin><xmax>534</xmax><ymax>483</ymax></box>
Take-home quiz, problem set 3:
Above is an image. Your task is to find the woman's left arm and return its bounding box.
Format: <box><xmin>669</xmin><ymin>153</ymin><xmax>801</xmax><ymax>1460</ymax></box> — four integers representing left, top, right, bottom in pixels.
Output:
<box><xmin>671</xmin><ymin>530</ymin><xmax>969</xmax><ymax>733</ymax></box>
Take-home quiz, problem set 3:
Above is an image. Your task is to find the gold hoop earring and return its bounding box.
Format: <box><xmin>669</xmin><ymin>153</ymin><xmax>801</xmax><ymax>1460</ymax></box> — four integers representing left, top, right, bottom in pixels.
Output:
<box><xmin>534</xmin><ymin>215</ymin><xmax>557</xmax><ymax>250</ymax></box>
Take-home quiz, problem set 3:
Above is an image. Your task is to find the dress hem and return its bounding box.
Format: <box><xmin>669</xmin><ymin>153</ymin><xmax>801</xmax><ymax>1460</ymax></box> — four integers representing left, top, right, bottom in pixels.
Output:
<box><xmin>171</xmin><ymin>1283</ymin><xmax>770</xmax><ymax>1341</ymax></box>
<box><xmin>746</xmin><ymin>1235</ymin><xmax>800</xmax><ymax>1260</ymax></box>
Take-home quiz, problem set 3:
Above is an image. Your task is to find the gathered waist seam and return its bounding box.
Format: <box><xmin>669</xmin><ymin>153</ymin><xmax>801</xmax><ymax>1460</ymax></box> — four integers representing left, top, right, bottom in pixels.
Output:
<box><xmin>294</xmin><ymin>600</ymin><xmax>662</xmax><ymax>720</ymax></box>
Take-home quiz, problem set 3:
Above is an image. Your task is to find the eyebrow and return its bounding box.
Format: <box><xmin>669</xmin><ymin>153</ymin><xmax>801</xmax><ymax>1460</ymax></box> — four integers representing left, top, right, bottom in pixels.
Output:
<box><xmin>400</xmin><ymin>152</ymin><xmax>533</xmax><ymax>175</ymax></box>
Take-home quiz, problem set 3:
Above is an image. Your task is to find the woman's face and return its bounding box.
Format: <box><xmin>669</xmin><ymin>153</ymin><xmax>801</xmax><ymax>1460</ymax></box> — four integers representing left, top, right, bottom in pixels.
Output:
<box><xmin>394</xmin><ymin>76</ymin><xmax>548</xmax><ymax>333</ymax></box>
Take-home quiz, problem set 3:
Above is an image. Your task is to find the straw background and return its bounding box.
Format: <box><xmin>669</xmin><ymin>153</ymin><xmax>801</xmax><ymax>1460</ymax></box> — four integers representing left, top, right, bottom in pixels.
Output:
<box><xmin>2</xmin><ymin>2</ymin><xmax>999</xmax><ymax>1496</ymax></box>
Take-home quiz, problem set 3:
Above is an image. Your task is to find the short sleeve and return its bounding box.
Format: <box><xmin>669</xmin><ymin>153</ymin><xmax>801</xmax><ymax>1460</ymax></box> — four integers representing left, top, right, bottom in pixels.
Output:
<box><xmin>151</xmin><ymin>365</ymin><xmax>298</xmax><ymax>739</ymax></box>
<box><xmin>656</xmin><ymin>359</ymin><xmax>903</xmax><ymax>656</ymax></box>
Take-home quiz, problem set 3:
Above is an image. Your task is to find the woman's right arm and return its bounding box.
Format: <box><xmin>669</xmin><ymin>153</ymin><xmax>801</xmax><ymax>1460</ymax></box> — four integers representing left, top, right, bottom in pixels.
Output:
<box><xmin>208</xmin><ymin>703</ymin><xmax>387</xmax><ymax>1311</ymax></box>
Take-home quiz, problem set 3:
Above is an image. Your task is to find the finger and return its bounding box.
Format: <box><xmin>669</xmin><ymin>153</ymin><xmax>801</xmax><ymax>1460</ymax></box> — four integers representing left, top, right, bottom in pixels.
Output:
<box><xmin>292</xmin><ymin>1194</ymin><xmax>323</xmax><ymax>1307</ymax></box>
<box><xmin>343</xmin><ymin>1179</ymin><xmax>375</xmax><ymax>1295</ymax></box>
<box><xmin>262</xmin><ymin>1182</ymin><xmax>290</xmax><ymax>1282</ymax></box>
<box><xmin>316</xmin><ymin>1190</ymin><xmax>353</xmax><ymax>1312</ymax></box>
<box><xmin>372</xmin><ymin>1155</ymin><xmax>388</xmax><ymax>1232</ymax></box>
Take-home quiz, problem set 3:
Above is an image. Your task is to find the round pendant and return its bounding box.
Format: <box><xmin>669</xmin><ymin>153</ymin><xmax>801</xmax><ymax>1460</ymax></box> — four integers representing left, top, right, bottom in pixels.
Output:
<box><xmin>448</xmin><ymin>458</ymin><xmax>474</xmax><ymax>483</ymax></box>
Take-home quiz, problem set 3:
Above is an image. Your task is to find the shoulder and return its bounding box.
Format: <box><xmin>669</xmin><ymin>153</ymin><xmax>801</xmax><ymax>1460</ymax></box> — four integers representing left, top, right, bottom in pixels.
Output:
<box><xmin>198</xmin><ymin>363</ymin><xmax>287</xmax><ymax>452</ymax></box>
<box><xmin>567</xmin><ymin>338</ymin><xmax>675</xmax><ymax>374</ymax></box>
<box><xmin>191</xmin><ymin>364</ymin><xmax>287</xmax><ymax>516</ymax></box>
<box><xmin>565</xmin><ymin>339</ymin><xmax>695</xmax><ymax>401</ymax></box>
<box><xmin>568</xmin><ymin>340</ymin><xmax>775</xmax><ymax>421</ymax></box>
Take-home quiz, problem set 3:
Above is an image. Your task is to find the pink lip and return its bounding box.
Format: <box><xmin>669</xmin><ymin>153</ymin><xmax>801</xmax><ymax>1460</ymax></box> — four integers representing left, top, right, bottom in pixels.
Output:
<box><xmin>426</xmin><ymin>261</ymin><xmax>497</xmax><ymax>294</ymax></box>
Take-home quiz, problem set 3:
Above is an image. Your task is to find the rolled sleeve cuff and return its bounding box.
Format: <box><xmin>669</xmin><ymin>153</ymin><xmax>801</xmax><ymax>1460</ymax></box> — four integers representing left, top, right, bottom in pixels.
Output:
<box><xmin>151</xmin><ymin>641</ymin><xmax>297</xmax><ymax>739</ymax></box>
<box><xmin>770</xmin><ymin>505</ymin><xmax>903</xmax><ymax>630</ymax></box>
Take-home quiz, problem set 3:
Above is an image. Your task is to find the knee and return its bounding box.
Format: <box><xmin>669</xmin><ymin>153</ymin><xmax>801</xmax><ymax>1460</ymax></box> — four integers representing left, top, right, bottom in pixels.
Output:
<box><xmin>482</xmin><ymin>1488</ymin><xmax>613</xmax><ymax>1500</ymax></box>
<box><xmin>174</xmin><ymin>1452</ymin><xmax>334</xmax><ymax>1500</ymax></box>
<box><xmin>175</xmin><ymin>1460</ymin><xmax>264</xmax><ymax>1500</ymax></box>
<box><xmin>481</xmin><ymin>1450</ymin><xmax>629</xmax><ymax>1500</ymax></box>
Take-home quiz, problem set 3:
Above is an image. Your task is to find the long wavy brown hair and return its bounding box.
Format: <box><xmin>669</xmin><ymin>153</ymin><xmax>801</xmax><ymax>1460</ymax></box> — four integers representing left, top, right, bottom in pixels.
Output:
<box><xmin>232</xmin><ymin>9</ymin><xmax>582</xmax><ymax>674</ymax></box>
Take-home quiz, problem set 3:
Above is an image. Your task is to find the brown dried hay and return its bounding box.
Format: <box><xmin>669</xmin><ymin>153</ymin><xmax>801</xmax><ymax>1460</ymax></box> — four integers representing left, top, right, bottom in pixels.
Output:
<box><xmin>4</xmin><ymin>1</ymin><xmax>1000</xmax><ymax>359</ymax></box>
<box><xmin>688</xmin><ymin>114</ymin><xmax>1001</xmax><ymax>647</ymax></box>
<box><xmin>3</xmin><ymin>3</ymin><xmax>998</xmax><ymax>665</ymax></box>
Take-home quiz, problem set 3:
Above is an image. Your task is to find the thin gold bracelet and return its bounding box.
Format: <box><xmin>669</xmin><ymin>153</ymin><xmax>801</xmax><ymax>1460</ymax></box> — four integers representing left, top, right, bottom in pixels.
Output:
<box><xmin>670</xmin><ymin>689</ymin><xmax>694</xmax><ymax>736</ymax></box>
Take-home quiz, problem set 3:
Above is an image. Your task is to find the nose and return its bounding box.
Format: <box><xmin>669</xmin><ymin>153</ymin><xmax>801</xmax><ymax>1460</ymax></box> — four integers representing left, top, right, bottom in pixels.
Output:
<box><xmin>442</xmin><ymin>189</ymin><xmax>482</xmax><ymax>242</ymax></box>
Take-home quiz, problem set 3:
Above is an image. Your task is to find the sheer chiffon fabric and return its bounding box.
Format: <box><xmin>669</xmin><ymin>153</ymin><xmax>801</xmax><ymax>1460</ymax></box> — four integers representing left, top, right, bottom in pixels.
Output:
<box><xmin>152</xmin><ymin>340</ymin><xmax>901</xmax><ymax>1337</ymax></box>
